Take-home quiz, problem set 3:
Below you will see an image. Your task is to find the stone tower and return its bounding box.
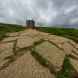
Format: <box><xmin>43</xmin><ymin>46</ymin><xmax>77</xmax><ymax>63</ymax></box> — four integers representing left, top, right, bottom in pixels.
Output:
<box><xmin>26</xmin><ymin>20</ymin><xmax>35</xmax><ymax>29</ymax></box>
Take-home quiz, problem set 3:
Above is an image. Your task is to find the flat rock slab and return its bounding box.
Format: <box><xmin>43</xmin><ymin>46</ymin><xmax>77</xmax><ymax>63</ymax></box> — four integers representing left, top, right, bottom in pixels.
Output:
<box><xmin>0</xmin><ymin>29</ymin><xmax>78</xmax><ymax>77</ymax></box>
<box><xmin>35</xmin><ymin>41</ymin><xmax>65</xmax><ymax>71</ymax></box>
<box><xmin>39</xmin><ymin>32</ymin><xmax>50</xmax><ymax>39</ymax></box>
<box><xmin>46</xmin><ymin>35</ymin><xmax>77</xmax><ymax>55</ymax></box>
<box><xmin>69</xmin><ymin>58</ymin><xmax>78</xmax><ymax>72</ymax></box>
<box><xmin>17</xmin><ymin>36</ymin><xmax>34</xmax><ymax>48</ymax></box>
<box><xmin>6</xmin><ymin>32</ymin><xmax>20</xmax><ymax>37</ymax></box>
<box><xmin>20</xmin><ymin>29</ymin><xmax>40</xmax><ymax>37</ymax></box>
<box><xmin>0</xmin><ymin>52</ymin><xmax>55</xmax><ymax>78</ymax></box>
<box><xmin>33</xmin><ymin>31</ymin><xmax>77</xmax><ymax>56</ymax></box>
<box><xmin>2</xmin><ymin>37</ymin><xmax>18</xmax><ymax>42</ymax></box>
<box><xmin>76</xmin><ymin>44</ymin><xmax>78</xmax><ymax>49</ymax></box>
<box><xmin>0</xmin><ymin>42</ymin><xmax>13</xmax><ymax>67</ymax></box>
<box><xmin>61</xmin><ymin>42</ymin><xmax>74</xmax><ymax>55</ymax></box>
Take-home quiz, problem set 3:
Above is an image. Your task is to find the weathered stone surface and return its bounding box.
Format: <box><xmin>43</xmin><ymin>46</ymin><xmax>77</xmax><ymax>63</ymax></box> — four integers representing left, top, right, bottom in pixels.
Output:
<box><xmin>0</xmin><ymin>52</ymin><xmax>55</xmax><ymax>78</ymax></box>
<box><xmin>47</xmin><ymin>35</ymin><xmax>69</xmax><ymax>44</ymax></box>
<box><xmin>62</xmin><ymin>42</ymin><xmax>74</xmax><ymax>55</ymax></box>
<box><xmin>47</xmin><ymin>35</ymin><xmax>77</xmax><ymax>55</ymax></box>
<box><xmin>2</xmin><ymin>37</ymin><xmax>18</xmax><ymax>42</ymax></box>
<box><xmin>0</xmin><ymin>42</ymin><xmax>13</xmax><ymax>55</ymax></box>
<box><xmin>76</xmin><ymin>44</ymin><xmax>78</xmax><ymax>49</ymax></box>
<box><xmin>35</xmin><ymin>41</ymin><xmax>65</xmax><ymax>71</ymax></box>
<box><xmin>70</xmin><ymin>58</ymin><xmax>78</xmax><ymax>72</ymax></box>
<box><xmin>17</xmin><ymin>36</ymin><xmax>34</xmax><ymax>48</ymax></box>
<box><xmin>0</xmin><ymin>29</ymin><xmax>78</xmax><ymax>77</ymax></box>
<box><xmin>39</xmin><ymin>32</ymin><xmax>50</xmax><ymax>39</ymax></box>
<box><xmin>6</xmin><ymin>32</ymin><xmax>20</xmax><ymax>37</ymax></box>
<box><xmin>20</xmin><ymin>29</ymin><xmax>40</xmax><ymax>37</ymax></box>
<box><xmin>0</xmin><ymin>42</ymin><xmax>13</xmax><ymax>67</ymax></box>
<box><xmin>32</xmin><ymin>36</ymin><xmax>43</xmax><ymax>42</ymax></box>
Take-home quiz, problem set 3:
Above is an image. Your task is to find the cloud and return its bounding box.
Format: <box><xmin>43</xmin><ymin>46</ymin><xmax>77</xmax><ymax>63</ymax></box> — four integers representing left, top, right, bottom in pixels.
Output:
<box><xmin>0</xmin><ymin>0</ymin><xmax>78</xmax><ymax>27</ymax></box>
<box><xmin>64</xmin><ymin>5</ymin><xmax>77</xmax><ymax>14</ymax></box>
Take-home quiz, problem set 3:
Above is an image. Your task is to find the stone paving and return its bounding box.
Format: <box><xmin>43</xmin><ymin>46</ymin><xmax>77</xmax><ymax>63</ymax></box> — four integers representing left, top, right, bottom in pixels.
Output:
<box><xmin>0</xmin><ymin>29</ymin><xmax>78</xmax><ymax>78</ymax></box>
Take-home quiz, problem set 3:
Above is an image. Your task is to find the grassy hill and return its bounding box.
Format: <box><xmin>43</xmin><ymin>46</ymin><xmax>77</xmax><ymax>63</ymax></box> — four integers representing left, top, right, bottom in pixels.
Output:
<box><xmin>0</xmin><ymin>23</ymin><xmax>78</xmax><ymax>43</ymax></box>
<box><xmin>0</xmin><ymin>23</ymin><xmax>25</xmax><ymax>41</ymax></box>
<box><xmin>38</xmin><ymin>27</ymin><xmax>78</xmax><ymax>43</ymax></box>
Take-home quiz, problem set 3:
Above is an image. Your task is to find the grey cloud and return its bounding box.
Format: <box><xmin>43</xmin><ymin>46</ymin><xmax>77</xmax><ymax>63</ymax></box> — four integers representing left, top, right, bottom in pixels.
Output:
<box><xmin>0</xmin><ymin>0</ymin><xmax>78</xmax><ymax>27</ymax></box>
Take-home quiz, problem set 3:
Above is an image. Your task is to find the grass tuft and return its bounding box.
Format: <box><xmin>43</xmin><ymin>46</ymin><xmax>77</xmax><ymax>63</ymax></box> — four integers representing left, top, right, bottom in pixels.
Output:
<box><xmin>56</xmin><ymin>55</ymin><xmax>76</xmax><ymax>78</ymax></box>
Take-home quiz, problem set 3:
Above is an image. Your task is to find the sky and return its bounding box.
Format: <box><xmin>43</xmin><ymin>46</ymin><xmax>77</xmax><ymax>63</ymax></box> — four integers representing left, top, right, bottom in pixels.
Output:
<box><xmin>0</xmin><ymin>0</ymin><xmax>78</xmax><ymax>27</ymax></box>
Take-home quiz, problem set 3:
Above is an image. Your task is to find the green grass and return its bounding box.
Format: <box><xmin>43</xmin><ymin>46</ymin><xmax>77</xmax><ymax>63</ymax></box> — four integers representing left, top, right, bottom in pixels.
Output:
<box><xmin>56</xmin><ymin>55</ymin><xmax>76</xmax><ymax>78</ymax></box>
<box><xmin>38</xmin><ymin>27</ymin><xmax>78</xmax><ymax>43</ymax></box>
<box><xmin>0</xmin><ymin>23</ymin><xmax>25</xmax><ymax>40</ymax></box>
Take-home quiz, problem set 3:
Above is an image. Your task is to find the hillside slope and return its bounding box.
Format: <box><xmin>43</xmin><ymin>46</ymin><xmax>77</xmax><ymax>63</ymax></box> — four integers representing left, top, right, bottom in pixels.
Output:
<box><xmin>38</xmin><ymin>27</ymin><xmax>78</xmax><ymax>43</ymax></box>
<box><xmin>0</xmin><ymin>23</ymin><xmax>25</xmax><ymax>41</ymax></box>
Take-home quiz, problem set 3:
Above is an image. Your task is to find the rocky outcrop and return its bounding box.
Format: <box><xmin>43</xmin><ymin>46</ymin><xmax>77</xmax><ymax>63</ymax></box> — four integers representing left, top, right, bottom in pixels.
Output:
<box><xmin>0</xmin><ymin>29</ymin><xmax>78</xmax><ymax>78</ymax></box>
